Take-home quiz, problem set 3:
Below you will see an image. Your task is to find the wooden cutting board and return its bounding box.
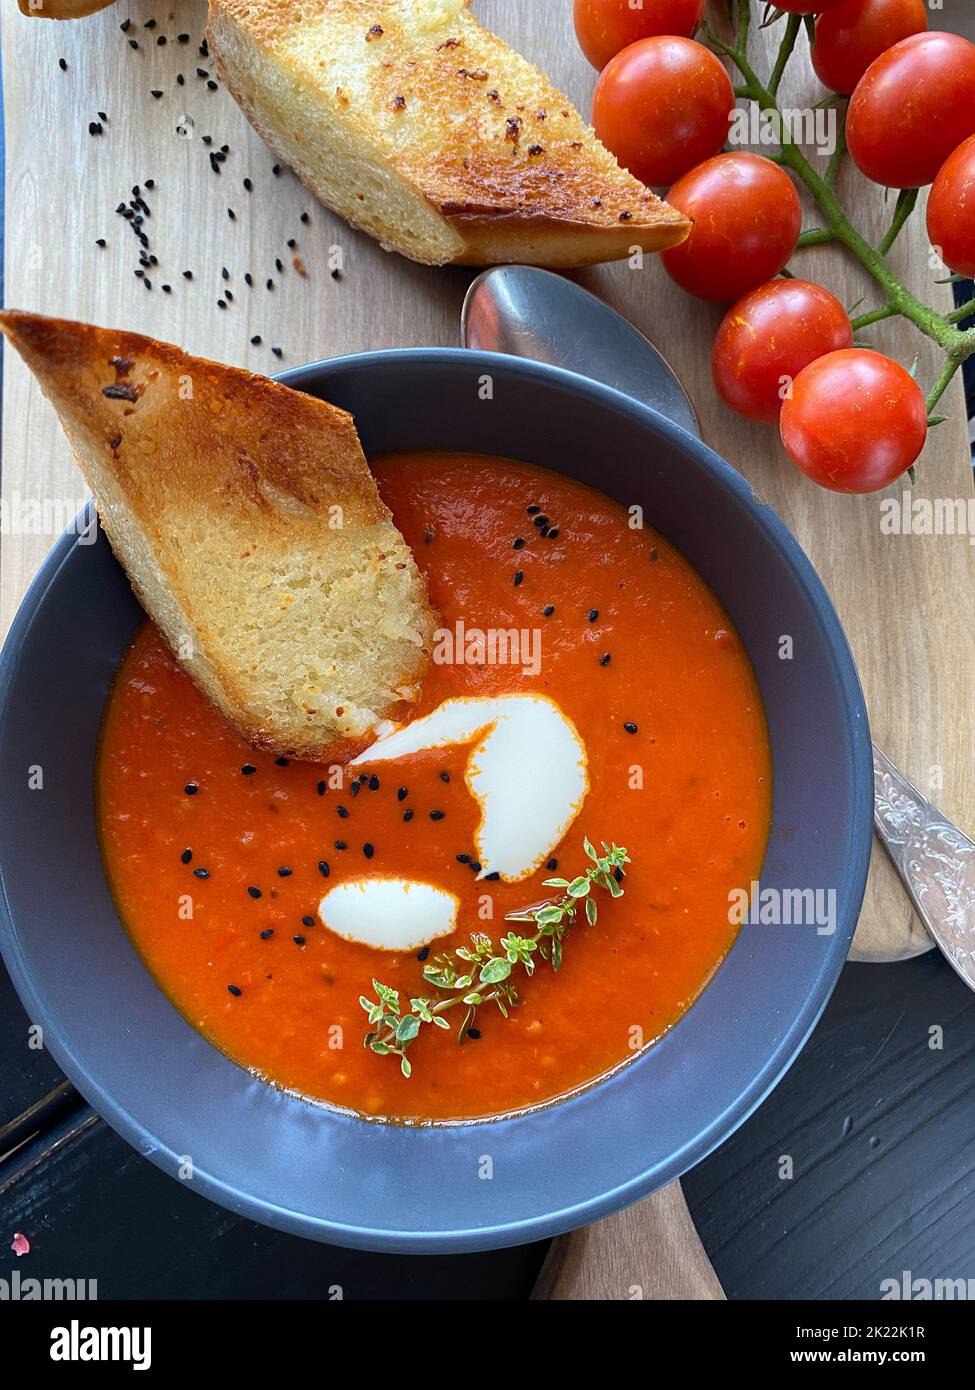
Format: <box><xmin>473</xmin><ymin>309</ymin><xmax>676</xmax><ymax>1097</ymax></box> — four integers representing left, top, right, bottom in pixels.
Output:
<box><xmin>2</xmin><ymin>0</ymin><xmax>973</xmax><ymax>1297</ymax></box>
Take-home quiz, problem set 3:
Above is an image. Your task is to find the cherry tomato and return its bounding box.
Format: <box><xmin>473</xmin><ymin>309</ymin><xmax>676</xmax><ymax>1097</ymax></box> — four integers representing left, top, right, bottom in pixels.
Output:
<box><xmin>660</xmin><ymin>154</ymin><xmax>802</xmax><ymax>302</ymax></box>
<box><xmin>573</xmin><ymin>0</ymin><xmax>708</xmax><ymax>71</ymax></box>
<box><xmin>847</xmin><ymin>32</ymin><xmax>975</xmax><ymax>188</ymax></box>
<box><xmin>927</xmin><ymin>134</ymin><xmax>975</xmax><ymax>280</ymax></box>
<box><xmin>812</xmin><ymin>0</ymin><xmax>927</xmax><ymax>96</ymax></box>
<box><xmin>780</xmin><ymin>350</ymin><xmax>927</xmax><ymax>493</ymax></box>
<box><xmin>712</xmin><ymin>280</ymin><xmax>854</xmax><ymax>426</ymax></box>
<box><xmin>774</xmin><ymin>0</ymin><xmax>848</xmax><ymax>11</ymax></box>
<box><xmin>592</xmin><ymin>37</ymin><xmax>734</xmax><ymax>188</ymax></box>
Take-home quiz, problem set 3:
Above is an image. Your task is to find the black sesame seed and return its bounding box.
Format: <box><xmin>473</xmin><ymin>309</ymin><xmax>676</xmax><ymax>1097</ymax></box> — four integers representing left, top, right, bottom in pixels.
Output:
<box><xmin>227</xmin><ymin>207</ymin><xmax>236</xmax><ymax>219</ymax></box>
<box><xmin>260</xmin><ymin>929</ymin><xmax>274</xmax><ymax>940</ymax></box>
<box><xmin>89</xmin><ymin>121</ymin><xmax>103</xmax><ymax>136</ymax></box>
<box><xmin>120</xmin><ymin>18</ymin><xmax>131</xmax><ymax>30</ymax></box>
<box><xmin>272</xmin><ymin>163</ymin><xmax>281</xmax><ymax>176</ymax></box>
<box><xmin>547</xmin><ymin>858</ymin><xmax>558</xmax><ymax>870</ymax></box>
<box><xmin>300</xmin><ymin>211</ymin><xmax>310</xmax><ymax>223</ymax></box>
<box><xmin>95</xmin><ymin>237</ymin><xmax>107</xmax><ymax>247</ymax></box>
<box><xmin>397</xmin><ymin>787</ymin><xmax>408</xmax><ymax>801</ymax></box>
<box><xmin>182</xmin><ymin>269</ymin><xmax>193</xmax><ymax>279</ymax></box>
<box><xmin>417</xmin><ymin>946</ymin><xmax>430</xmax><ymax>962</ymax></box>
<box><xmin>278</xmin><ymin>867</ymin><xmax>292</xmax><ymax>877</ymax></box>
<box><xmin>318</xmin><ymin>861</ymin><xmax>330</xmax><ymax>877</ymax></box>
<box><xmin>484</xmin><ymin>871</ymin><xmax>500</xmax><ymax>881</ymax></box>
<box><xmin>335</xmin><ymin>840</ymin><xmax>347</xmax><ymax>851</ymax></box>
<box><xmin>599</xmin><ymin>653</ymin><xmax>612</xmax><ymax>666</ymax></box>
<box><xmin>275</xmin><ymin>257</ymin><xmax>283</xmax><ymax>272</ymax></box>
<box><xmin>145</xmin><ymin>179</ymin><xmax>154</xmax><ymax>189</ymax></box>
<box><xmin>363</xmin><ymin>843</ymin><xmax>375</xmax><ymax>859</ymax></box>
<box><xmin>403</xmin><ymin>809</ymin><xmax>414</xmax><ymax>822</ymax></box>
<box><xmin>194</xmin><ymin>868</ymin><xmax>210</xmax><ymax>879</ymax></box>
<box><xmin>217</xmin><ymin>299</ymin><xmax>227</xmax><ymax>310</ymax></box>
<box><xmin>243</xmin><ymin>177</ymin><xmax>253</xmax><ymax>191</ymax></box>
<box><xmin>144</xmin><ymin>18</ymin><xmax>156</xmax><ymax>28</ymax></box>
<box><xmin>241</xmin><ymin>763</ymin><xmax>257</xmax><ymax>775</ymax></box>
<box><xmin>247</xmin><ymin>886</ymin><xmax>262</xmax><ymax>899</ymax></box>
<box><xmin>301</xmin><ymin>915</ymin><xmax>315</xmax><ymax>927</ymax></box>
<box><xmin>316</xmin><ymin>780</ymin><xmax>326</xmax><ymax>796</ymax></box>
<box><xmin>185</xmin><ymin>782</ymin><xmax>199</xmax><ymax>795</ymax></box>
<box><xmin>228</xmin><ymin>984</ymin><xmax>242</xmax><ymax>997</ymax></box>
<box><xmin>161</xmin><ymin>284</ymin><xmax>172</xmax><ymax>293</ymax></box>
<box><xmin>513</xmin><ymin>537</ymin><xmax>525</xmax><ymax>549</ymax></box>
<box><xmin>59</xmin><ymin>57</ymin><xmax>67</xmax><ymax>71</ymax></box>
<box><xmin>543</xmin><ymin>605</ymin><xmax>555</xmax><ymax>617</ymax></box>
<box><xmin>150</xmin><ymin>90</ymin><xmax>164</xmax><ymax>100</ymax></box>
<box><xmin>178</xmin><ymin>33</ymin><xmax>190</xmax><ymax>42</ymax></box>
<box><xmin>275</xmin><ymin>757</ymin><xmax>289</xmax><ymax>766</ymax></box>
<box><xmin>208</xmin><ymin>80</ymin><xmax>219</xmax><ymax>91</ymax></box>
<box><xmin>588</xmin><ymin>609</ymin><xmax>599</xmax><ymax>622</ymax></box>
<box><xmin>181</xmin><ymin>849</ymin><xmax>193</xmax><ymax>864</ymax></box>
<box><xmin>287</xmin><ymin>238</ymin><xmax>296</xmax><ymax>249</ymax></box>
<box><xmin>337</xmin><ymin>805</ymin><xmax>349</xmax><ymax>819</ymax></box>
<box><xmin>225</xmin><ymin>291</ymin><xmax>233</xmax><ymax>302</ymax></box>
<box><xmin>457</xmin><ymin>854</ymin><xmax>470</xmax><ymax>864</ymax></box>
<box><xmin>271</xmin><ymin>347</ymin><xmax>283</xmax><ymax>359</ymax></box>
<box><xmin>440</xmin><ymin>771</ymin><xmax>450</xmax><ymax>782</ymax></box>
<box><xmin>129</xmin><ymin>39</ymin><xmax>139</xmax><ymax>49</ymax></box>
<box><xmin>350</xmin><ymin>779</ymin><xmax>361</xmax><ymax>798</ymax></box>
<box><xmin>430</xmin><ymin>810</ymin><xmax>445</xmax><ymax>821</ymax></box>
<box><xmin>368</xmin><ymin>775</ymin><xmax>380</xmax><ymax>791</ymax></box>
<box><xmin>548</xmin><ymin>529</ymin><xmax>560</xmax><ymax>540</ymax></box>
<box><xmin>266</xmin><ymin>278</ymin><xmax>274</xmax><ymax>290</ymax></box>
<box><xmin>533</xmin><ymin>515</ymin><xmax>549</xmax><ymax>528</ymax></box>
<box><xmin>251</xmin><ymin>335</ymin><xmax>263</xmax><ymax>345</ymax></box>
<box><xmin>467</xmin><ymin>1027</ymin><xmax>481</xmax><ymax>1040</ymax></box>
<box><xmin>624</xmin><ymin>722</ymin><xmax>638</xmax><ymax>734</ymax></box>
<box><xmin>469</xmin><ymin>861</ymin><xmax>482</xmax><ymax>874</ymax></box>
<box><xmin>513</xmin><ymin>571</ymin><xmax>523</xmax><ymax>586</ymax></box>
<box><xmin>221</xmin><ymin>266</ymin><xmax>230</xmax><ymax>280</ymax></box>
<box><xmin>293</xmin><ymin>935</ymin><xmax>306</xmax><ymax>946</ymax></box>
<box><xmin>527</xmin><ymin>504</ymin><xmax>541</xmax><ymax>515</ymax></box>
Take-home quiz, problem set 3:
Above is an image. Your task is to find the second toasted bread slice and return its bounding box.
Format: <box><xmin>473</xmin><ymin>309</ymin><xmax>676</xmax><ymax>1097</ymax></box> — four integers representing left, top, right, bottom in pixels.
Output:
<box><xmin>0</xmin><ymin>311</ymin><xmax>436</xmax><ymax>759</ymax></box>
<box><xmin>207</xmin><ymin>0</ymin><xmax>691</xmax><ymax>268</ymax></box>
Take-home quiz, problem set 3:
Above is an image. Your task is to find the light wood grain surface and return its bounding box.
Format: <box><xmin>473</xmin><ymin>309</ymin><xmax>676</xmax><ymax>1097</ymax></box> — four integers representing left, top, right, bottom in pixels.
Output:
<box><xmin>2</xmin><ymin>0</ymin><xmax>974</xmax><ymax>1297</ymax></box>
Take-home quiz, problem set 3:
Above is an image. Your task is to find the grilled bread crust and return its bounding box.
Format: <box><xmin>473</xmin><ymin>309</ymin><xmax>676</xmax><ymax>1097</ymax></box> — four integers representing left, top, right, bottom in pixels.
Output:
<box><xmin>207</xmin><ymin>0</ymin><xmax>691</xmax><ymax>267</ymax></box>
<box><xmin>0</xmin><ymin>310</ymin><xmax>437</xmax><ymax>760</ymax></box>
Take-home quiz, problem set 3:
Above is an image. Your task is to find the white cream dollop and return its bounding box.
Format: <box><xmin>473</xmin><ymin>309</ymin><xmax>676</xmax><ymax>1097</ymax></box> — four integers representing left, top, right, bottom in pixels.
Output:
<box><xmin>351</xmin><ymin>694</ymin><xmax>588</xmax><ymax>883</ymax></box>
<box><xmin>318</xmin><ymin>877</ymin><xmax>458</xmax><ymax>952</ymax></box>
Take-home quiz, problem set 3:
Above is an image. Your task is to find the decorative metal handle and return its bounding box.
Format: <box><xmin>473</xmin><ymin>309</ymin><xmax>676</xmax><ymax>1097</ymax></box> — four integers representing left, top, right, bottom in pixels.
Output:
<box><xmin>873</xmin><ymin>744</ymin><xmax>975</xmax><ymax>989</ymax></box>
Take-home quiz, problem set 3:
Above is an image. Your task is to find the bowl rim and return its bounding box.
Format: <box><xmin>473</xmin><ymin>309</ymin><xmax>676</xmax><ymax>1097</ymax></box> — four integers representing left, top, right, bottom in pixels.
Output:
<box><xmin>0</xmin><ymin>346</ymin><xmax>874</xmax><ymax>1251</ymax></box>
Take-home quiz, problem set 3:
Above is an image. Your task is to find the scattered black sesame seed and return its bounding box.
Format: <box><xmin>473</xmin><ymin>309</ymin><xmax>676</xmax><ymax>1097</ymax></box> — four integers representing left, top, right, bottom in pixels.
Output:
<box><xmin>293</xmin><ymin>935</ymin><xmax>306</xmax><ymax>946</ymax></box>
<box><xmin>275</xmin><ymin>756</ymin><xmax>289</xmax><ymax>766</ymax></box>
<box><xmin>403</xmin><ymin>809</ymin><xmax>414</xmax><ymax>822</ymax></box>
<box><xmin>272</xmin><ymin>163</ymin><xmax>281</xmax><ymax>176</ymax></box>
<box><xmin>228</xmin><ymin>984</ymin><xmax>242</xmax><ymax>997</ymax></box>
<box><xmin>59</xmin><ymin>57</ymin><xmax>67</xmax><ymax>71</ymax></box>
<box><xmin>533</xmin><ymin>515</ymin><xmax>549</xmax><ymax>529</ymax></box>
<box><xmin>457</xmin><ymin>853</ymin><xmax>470</xmax><ymax>864</ymax></box>
<box><xmin>196</xmin><ymin>67</ymin><xmax>209</xmax><ymax>78</ymax></box>
<box><xmin>275</xmin><ymin>257</ymin><xmax>283</xmax><ymax>272</ymax></box>
<box><xmin>89</xmin><ymin>121</ymin><xmax>104</xmax><ymax>136</ymax></box>
<box><xmin>588</xmin><ymin>609</ymin><xmax>599</xmax><ymax>622</ymax></box>
<box><xmin>301</xmin><ymin>915</ymin><xmax>315</xmax><ymax>927</ymax></box>
<box><xmin>250</xmin><ymin>336</ymin><xmax>262</xmax><ymax>347</ymax></box>
<box><xmin>194</xmin><ymin>868</ymin><xmax>210</xmax><ymax>879</ymax></box>
<box><xmin>484</xmin><ymin>871</ymin><xmax>500</xmax><ymax>881</ymax></box>
<box><xmin>430</xmin><ymin>810</ymin><xmax>445</xmax><ymax>821</ymax></box>
<box><xmin>599</xmin><ymin>653</ymin><xmax>612</xmax><ymax>667</ymax></box>
<box><xmin>513</xmin><ymin>570</ymin><xmax>524</xmax><ymax>586</ymax></box>
<box><xmin>161</xmin><ymin>283</ymin><xmax>172</xmax><ymax>293</ymax></box>
<box><xmin>266</xmin><ymin>278</ymin><xmax>274</xmax><ymax>290</ymax></box>
<box><xmin>271</xmin><ymin>347</ymin><xmax>283</xmax><ymax>359</ymax></box>
<box><xmin>547</xmin><ymin>858</ymin><xmax>559</xmax><ymax>870</ymax></box>
<box><xmin>177</xmin><ymin>73</ymin><xmax>185</xmax><ymax>85</ymax></box>
<box><xmin>144</xmin><ymin>18</ymin><xmax>157</xmax><ymax>28</ymax></box>
<box><xmin>278</xmin><ymin>867</ymin><xmax>292</xmax><ymax>877</ymax></box>
<box><xmin>543</xmin><ymin>605</ymin><xmax>555</xmax><ymax>617</ymax></box>
<box><xmin>221</xmin><ymin>266</ymin><xmax>230</xmax><ymax>280</ymax></box>
<box><xmin>178</xmin><ymin>33</ymin><xmax>190</xmax><ymax>43</ymax></box>
<box><xmin>150</xmin><ymin>89</ymin><xmax>163</xmax><ymax>100</ymax></box>
<box><xmin>467</xmin><ymin>1027</ymin><xmax>481</xmax><ymax>1040</ymax></box>
<box><xmin>247</xmin><ymin>886</ymin><xmax>262</xmax><ymax>899</ymax></box>
<box><xmin>185</xmin><ymin>782</ymin><xmax>199</xmax><ymax>795</ymax></box>
<box><xmin>417</xmin><ymin>946</ymin><xmax>430</xmax><ymax>961</ymax></box>
<box><xmin>95</xmin><ymin>237</ymin><xmax>107</xmax><ymax>248</ymax></box>
<box><xmin>337</xmin><ymin>805</ymin><xmax>349</xmax><ymax>819</ymax></box>
<box><xmin>397</xmin><ymin>787</ymin><xmax>408</xmax><ymax>801</ymax></box>
<box><xmin>335</xmin><ymin>840</ymin><xmax>348</xmax><ymax>851</ymax></box>
<box><xmin>227</xmin><ymin>206</ymin><xmax>236</xmax><ymax>219</ymax></box>
<box><xmin>469</xmin><ymin>861</ymin><xmax>482</xmax><ymax>874</ymax></box>
<box><xmin>331</xmin><ymin>268</ymin><xmax>341</xmax><ymax>281</ymax></box>
<box><xmin>181</xmin><ymin>849</ymin><xmax>193</xmax><ymax>864</ymax></box>
<box><xmin>182</xmin><ymin>269</ymin><xmax>193</xmax><ymax>279</ymax></box>
<box><xmin>548</xmin><ymin>528</ymin><xmax>560</xmax><ymax>539</ymax></box>
<box><xmin>217</xmin><ymin>299</ymin><xmax>227</xmax><ymax>310</ymax></box>
<box><xmin>241</xmin><ymin>763</ymin><xmax>256</xmax><ymax>775</ymax></box>
<box><xmin>527</xmin><ymin>504</ymin><xmax>541</xmax><ymax>515</ymax></box>
<box><xmin>350</xmin><ymin>779</ymin><xmax>361</xmax><ymax>798</ymax></box>
<box><xmin>208</xmin><ymin>80</ymin><xmax>218</xmax><ymax>91</ymax></box>
<box><xmin>287</xmin><ymin>237</ymin><xmax>296</xmax><ymax>248</ymax></box>
<box><xmin>513</xmin><ymin>537</ymin><xmax>525</xmax><ymax>549</ymax></box>
<box><xmin>440</xmin><ymin>771</ymin><xmax>450</xmax><ymax>783</ymax></box>
<box><xmin>260</xmin><ymin>929</ymin><xmax>274</xmax><ymax>940</ymax></box>
<box><xmin>128</xmin><ymin>39</ymin><xmax>139</xmax><ymax>49</ymax></box>
<box><xmin>243</xmin><ymin>177</ymin><xmax>252</xmax><ymax>191</ymax></box>
<box><xmin>318</xmin><ymin>861</ymin><xmax>330</xmax><ymax>877</ymax></box>
<box><xmin>624</xmin><ymin>722</ymin><xmax>638</xmax><ymax>734</ymax></box>
<box><xmin>225</xmin><ymin>290</ymin><xmax>234</xmax><ymax>302</ymax></box>
<box><xmin>120</xmin><ymin>18</ymin><xmax>131</xmax><ymax>30</ymax></box>
<box><xmin>368</xmin><ymin>775</ymin><xmax>380</xmax><ymax>791</ymax></box>
<box><xmin>244</xmin><ymin>272</ymin><xmax>254</xmax><ymax>286</ymax></box>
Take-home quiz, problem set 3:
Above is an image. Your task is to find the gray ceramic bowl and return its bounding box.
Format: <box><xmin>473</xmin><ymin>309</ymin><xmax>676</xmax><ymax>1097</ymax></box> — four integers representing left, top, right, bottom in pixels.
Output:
<box><xmin>0</xmin><ymin>349</ymin><xmax>873</xmax><ymax>1252</ymax></box>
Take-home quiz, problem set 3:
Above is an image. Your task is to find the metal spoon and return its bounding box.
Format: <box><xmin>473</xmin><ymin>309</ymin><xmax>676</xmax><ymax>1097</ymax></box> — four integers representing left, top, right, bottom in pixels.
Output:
<box><xmin>462</xmin><ymin>265</ymin><xmax>975</xmax><ymax>991</ymax></box>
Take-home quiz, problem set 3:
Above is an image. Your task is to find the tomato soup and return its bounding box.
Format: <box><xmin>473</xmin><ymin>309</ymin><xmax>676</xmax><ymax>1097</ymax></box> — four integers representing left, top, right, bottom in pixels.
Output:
<box><xmin>97</xmin><ymin>453</ymin><xmax>771</xmax><ymax>1122</ymax></box>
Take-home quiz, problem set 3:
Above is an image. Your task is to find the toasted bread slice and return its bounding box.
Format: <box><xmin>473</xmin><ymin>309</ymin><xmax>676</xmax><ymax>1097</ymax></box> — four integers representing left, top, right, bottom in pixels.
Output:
<box><xmin>0</xmin><ymin>311</ymin><xmax>436</xmax><ymax>759</ymax></box>
<box><xmin>207</xmin><ymin>0</ymin><xmax>690</xmax><ymax>268</ymax></box>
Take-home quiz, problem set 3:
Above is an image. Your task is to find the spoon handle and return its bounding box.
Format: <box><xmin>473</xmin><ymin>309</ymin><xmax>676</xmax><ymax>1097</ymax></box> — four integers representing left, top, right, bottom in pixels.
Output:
<box><xmin>873</xmin><ymin>745</ymin><xmax>975</xmax><ymax>988</ymax></box>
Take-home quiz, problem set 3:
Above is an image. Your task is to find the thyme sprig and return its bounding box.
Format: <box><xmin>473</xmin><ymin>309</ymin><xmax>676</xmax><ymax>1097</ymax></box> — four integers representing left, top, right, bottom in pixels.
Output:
<box><xmin>359</xmin><ymin>839</ymin><xmax>630</xmax><ymax>1077</ymax></box>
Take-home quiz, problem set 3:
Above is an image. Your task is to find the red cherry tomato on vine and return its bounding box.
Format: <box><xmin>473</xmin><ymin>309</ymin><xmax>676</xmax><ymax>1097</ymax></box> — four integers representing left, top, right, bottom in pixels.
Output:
<box><xmin>592</xmin><ymin>37</ymin><xmax>734</xmax><ymax>188</ymax></box>
<box><xmin>660</xmin><ymin>154</ymin><xmax>802</xmax><ymax>303</ymax></box>
<box><xmin>573</xmin><ymin>0</ymin><xmax>708</xmax><ymax>71</ymax></box>
<box><xmin>712</xmin><ymin>280</ymin><xmax>854</xmax><ymax>426</ymax></box>
<box><xmin>927</xmin><ymin>135</ymin><xmax>975</xmax><ymax>280</ymax></box>
<box><xmin>773</xmin><ymin>0</ymin><xmax>848</xmax><ymax>11</ymax></box>
<box><xmin>812</xmin><ymin>0</ymin><xmax>928</xmax><ymax>96</ymax></box>
<box><xmin>846</xmin><ymin>32</ymin><xmax>975</xmax><ymax>188</ymax></box>
<box><xmin>780</xmin><ymin>350</ymin><xmax>928</xmax><ymax>493</ymax></box>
